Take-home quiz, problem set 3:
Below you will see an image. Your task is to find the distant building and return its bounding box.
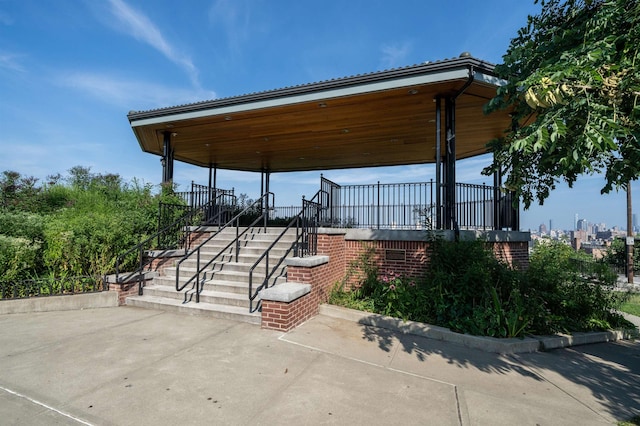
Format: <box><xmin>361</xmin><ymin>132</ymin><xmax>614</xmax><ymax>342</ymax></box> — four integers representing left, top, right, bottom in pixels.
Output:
<box><xmin>571</xmin><ymin>230</ymin><xmax>589</xmax><ymax>249</ymax></box>
<box><xmin>539</xmin><ymin>223</ymin><xmax>548</xmax><ymax>234</ymax></box>
<box><xmin>594</xmin><ymin>222</ymin><xmax>607</xmax><ymax>233</ymax></box>
<box><xmin>577</xmin><ymin>219</ymin><xmax>588</xmax><ymax>231</ymax></box>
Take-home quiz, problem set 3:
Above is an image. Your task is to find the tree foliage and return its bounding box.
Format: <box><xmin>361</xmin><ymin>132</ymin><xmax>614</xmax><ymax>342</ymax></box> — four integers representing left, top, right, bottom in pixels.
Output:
<box><xmin>485</xmin><ymin>0</ymin><xmax>640</xmax><ymax>208</ymax></box>
<box><xmin>0</xmin><ymin>167</ymin><xmax>171</xmax><ymax>280</ymax></box>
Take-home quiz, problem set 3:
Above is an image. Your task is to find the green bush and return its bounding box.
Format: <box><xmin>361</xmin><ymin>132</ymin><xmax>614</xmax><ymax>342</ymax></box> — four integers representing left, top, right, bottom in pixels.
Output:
<box><xmin>0</xmin><ymin>235</ymin><xmax>41</xmax><ymax>281</ymax></box>
<box><xmin>0</xmin><ymin>210</ymin><xmax>46</xmax><ymax>241</ymax></box>
<box><xmin>525</xmin><ymin>241</ymin><xmax>627</xmax><ymax>333</ymax></box>
<box><xmin>329</xmin><ymin>239</ymin><xmax>632</xmax><ymax>338</ymax></box>
<box><xmin>42</xmin><ymin>180</ymin><xmax>161</xmax><ymax>276</ymax></box>
<box><xmin>0</xmin><ymin>167</ymin><xmax>172</xmax><ymax>278</ymax></box>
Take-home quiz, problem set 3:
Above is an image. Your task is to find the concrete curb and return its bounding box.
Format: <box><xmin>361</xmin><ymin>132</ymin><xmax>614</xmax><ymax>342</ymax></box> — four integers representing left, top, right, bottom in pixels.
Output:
<box><xmin>0</xmin><ymin>291</ymin><xmax>118</xmax><ymax>315</ymax></box>
<box><xmin>319</xmin><ymin>304</ymin><xmax>637</xmax><ymax>354</ymax></box>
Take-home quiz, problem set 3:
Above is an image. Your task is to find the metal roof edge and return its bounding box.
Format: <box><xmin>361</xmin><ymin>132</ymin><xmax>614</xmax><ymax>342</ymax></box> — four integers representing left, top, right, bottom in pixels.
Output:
<box><xmin>127</xmin><ymin>55</ymin><xmax>497</xmax><ymax>123</ymax></box>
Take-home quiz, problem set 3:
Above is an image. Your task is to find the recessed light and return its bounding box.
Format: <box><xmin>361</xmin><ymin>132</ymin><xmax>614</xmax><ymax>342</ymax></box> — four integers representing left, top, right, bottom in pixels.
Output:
<box><xmin>318</xmin><ymin>102</ymin><xmax>327</xmax><ymax>108</ymax></box>
<box><xmin>342</xmin><ymin>129</ymin><xmax>349</xmax><ymax>134</ymax></box>
<box><xmin>408</xmin><ymin>89</ymin><xmax>419</xmax><ymax>95</ymax></box>
<box><xmin>224</xmin><ymin>116</ymin><xmax>232</xmax><ymax>121</ymax></box>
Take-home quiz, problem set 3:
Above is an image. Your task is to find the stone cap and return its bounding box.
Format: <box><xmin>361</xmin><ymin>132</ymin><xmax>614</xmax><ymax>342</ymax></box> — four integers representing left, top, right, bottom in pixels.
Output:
<box><xmin>285</xmin><ymin>255</ymin><xmax>329</xmax><ymax>268</ymax></box>
<box><xmin>259</xmin><ymin>282</ymin><xmax>311</xmax><ymax>303</ymax></box>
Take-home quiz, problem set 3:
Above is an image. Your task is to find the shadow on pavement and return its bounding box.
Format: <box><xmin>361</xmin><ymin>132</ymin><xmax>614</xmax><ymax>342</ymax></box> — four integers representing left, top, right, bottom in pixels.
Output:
<box><xmin>359</xmin><ymin>319</ymin><xmax>640</xmax><ymax>421</ymax></box>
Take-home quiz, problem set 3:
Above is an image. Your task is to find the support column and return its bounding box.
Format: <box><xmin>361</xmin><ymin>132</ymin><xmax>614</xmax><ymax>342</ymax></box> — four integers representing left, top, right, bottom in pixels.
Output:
<box><xmin>493</xmin><ymin>159</ymin><xmax>501</xmax><ymax>230</ymax></box>
<box><xmin>162</xmin><ymin>131</ymin><xmax>174</xmax><ymax>185</ymax></box>
<box><xmin>435</xmin><ymin>96</ymin><xmax>442</xmax><ymax>230</ymax></box>
<box><xmin>261</xmin><ymin>169</ymin><xmax>271</xmax><ymax>227</ymax></box>
<box><xmin>444</xmin><ymin>96</ymin><xmax>457</xmax><ymax>231</ymax></box>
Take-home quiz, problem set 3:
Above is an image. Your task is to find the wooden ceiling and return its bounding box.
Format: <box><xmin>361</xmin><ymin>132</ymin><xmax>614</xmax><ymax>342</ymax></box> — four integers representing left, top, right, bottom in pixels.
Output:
<box><xmin>128</xmin><ymin>57</ymin><xmax>513</xmax><ymax>173</ymax></box>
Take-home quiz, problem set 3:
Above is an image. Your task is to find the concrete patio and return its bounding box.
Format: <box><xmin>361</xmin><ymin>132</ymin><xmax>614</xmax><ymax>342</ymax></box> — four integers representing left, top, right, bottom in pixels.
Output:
<box><xmin>0</xmin><ymin>306</ymin><xmax>638</xmax><ymax>425</ymax></box>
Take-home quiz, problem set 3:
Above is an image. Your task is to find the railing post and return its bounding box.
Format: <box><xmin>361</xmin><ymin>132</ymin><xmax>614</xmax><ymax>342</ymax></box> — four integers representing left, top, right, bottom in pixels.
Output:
<box><xmin>377</xmin><ymin>181</ymin><xmax>380</xmax><ymax>230</ymax></box>
<box><xmin>138</xmin><ymin>246</ymin><xmax>144</xmax><ymax>295</ymax></box>
<box><xmin>235</xmin><ymin>219</ymin><xmax>240</xmax><ymax>261</ymax></box>
<box><xmin>196</xmin><ymin>250</ymin><xmax>200</xmax><ymax>303</ymax></box>
<box><xmin>482</xmin><ymin>183</ymin><xmax>487</xmax><ymax>231</ymax></box>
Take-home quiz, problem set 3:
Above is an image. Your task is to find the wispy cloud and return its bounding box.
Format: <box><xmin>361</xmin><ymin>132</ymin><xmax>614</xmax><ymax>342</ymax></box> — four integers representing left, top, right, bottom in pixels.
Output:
<box><xmin>105</xmin><ymin>0</ymin><xmax>200</xmax><ymax>87</ymax></box>
<box><xmin>0</xmin><ymin>51</ymin><xmax>26</xmax><ymax>73</ymax></box>
<box><xmin>57</xmin><ymin>72</ymin><xmax>216</xmax><ymax>110</ymax></box>
<box><xmin>209</xmin><ymin>0</ymin><xmax>256</xmax><ymax>56</ymax></box>
<box><xmin>380</xmin><ymin>42</ymin><xmax>412</xmax><ymax>69</ymax></box>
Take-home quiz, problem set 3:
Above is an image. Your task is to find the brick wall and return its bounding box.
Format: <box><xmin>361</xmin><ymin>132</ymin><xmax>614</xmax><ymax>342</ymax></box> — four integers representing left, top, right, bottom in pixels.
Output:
<box><xmin>260</xmin><ymin>229</ymin><xmax>530</xmax><ymax>331</ymax></box>
<box><xmin>109</xmin><ymin>282</ymin><xmax>140</xmax><ymax>306</ymax></box>
<box><xmin>343</xmin><ymin>240</ymin><xmax>431</xmax><ymax>287</ymax></box>
<box><xmin>493</xmin><ymin>241</ymin><xmax>530</xmax><ymax>269</ymax></box>
<box><xmin>261</xmin><ymin>294</ymin><xmax>315</xmax><ymax>331</ymax></box>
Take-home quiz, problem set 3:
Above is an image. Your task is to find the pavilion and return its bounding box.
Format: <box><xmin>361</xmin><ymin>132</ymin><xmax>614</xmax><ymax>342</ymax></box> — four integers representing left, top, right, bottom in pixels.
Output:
<box><xmin>127</xmin><ymin>53</ymin><xmax>516</xmax><ymax>231</ymax></box>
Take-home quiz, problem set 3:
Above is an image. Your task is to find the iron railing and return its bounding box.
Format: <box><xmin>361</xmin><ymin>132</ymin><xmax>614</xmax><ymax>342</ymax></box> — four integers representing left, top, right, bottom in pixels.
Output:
<box><xmin>271</xmin><ymin>205</ymin><xmax>301</xmax><ymax>221</ymax></box>
<box><xmin>175</xmin><ymin>193</ymin><xmax>274</xmax><ymax>303</ymax></box>
<box><xmin>318</xmin><ymin>177</ymin><xmax>518</xmax><ymax>230</ymax></box>
<box><xmin>174</xmin><ymin>182</ymin><xmax>232</xmax><ymax>209</ymax></box>
<box><xmin>115</xmin><ymin>192</ymin><xmax>237</xmax><ymax>294</ymax></box>
<box><xmin>0</xmin><ymin>275</ymin><xmax>107</xmax><ymax>300</ymax></box>
<box><xmin>159</xmin><ymin>187</ymin><xmax>235</xmax><ymax>237</ymax></box>
<box><xmin>247</xmin><ymin>191</ymin><xmax>324</xmax><ymax>312</ymax></box>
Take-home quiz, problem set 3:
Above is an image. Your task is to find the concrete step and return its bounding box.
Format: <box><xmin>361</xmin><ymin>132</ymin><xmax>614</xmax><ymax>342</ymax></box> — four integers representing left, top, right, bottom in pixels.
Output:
<box><xmin>130</xmin><ymin>226</ymin><xmax>297</xmax><ymax>324</ymax></box>
<box><xmin>126</xmin><ymin>294</ymin><xmax>261</xmax><ymax>325</ymax></box>
<box><xmin>178</xmin><ymin>250</ymin><xmax>286</xmax><ymax>271</ymax></box>
<box><xmin>201</xmin><ymin>275</ymin><xmax>287</xmax><ymax>295</ymax></box>
<box><xmin>162</xmin><ymin>263</ymin><xmax>286</xmax><ymax>283</ymax></box>
<box><xmin>142</xmin><ymin>284</ymin><xmax>256</xmax><ymax>308</ymax></box>
<box><xmin>202</xmin><ymin>268</ymin><xmax>285</xmax><ymax>284</ymax></box>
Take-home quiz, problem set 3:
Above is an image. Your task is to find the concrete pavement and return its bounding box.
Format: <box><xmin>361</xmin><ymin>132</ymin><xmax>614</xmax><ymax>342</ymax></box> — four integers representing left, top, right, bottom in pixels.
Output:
<box><xmin>0</xmin><ymin>306</ymin><xmax>638</xmax><ymax>425</ymax></box>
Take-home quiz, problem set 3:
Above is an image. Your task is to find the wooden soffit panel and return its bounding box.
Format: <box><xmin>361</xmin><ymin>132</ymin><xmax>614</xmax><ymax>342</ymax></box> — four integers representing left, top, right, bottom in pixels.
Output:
<box><xmin>128</xmin><ymin>57</ymin><xmax>512</xmax><ymax>173</ymax></box>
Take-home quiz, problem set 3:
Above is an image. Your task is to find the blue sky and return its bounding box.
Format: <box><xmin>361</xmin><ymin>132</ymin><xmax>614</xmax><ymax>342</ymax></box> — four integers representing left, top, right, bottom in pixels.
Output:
<box><xmin>0</xmin><ymin>0</ymin><xmax>637</xmax><ymax>231</ymax></box>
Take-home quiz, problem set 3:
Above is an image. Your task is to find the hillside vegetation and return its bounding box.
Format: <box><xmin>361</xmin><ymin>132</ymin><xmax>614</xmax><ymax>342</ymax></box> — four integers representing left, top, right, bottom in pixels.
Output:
<box><xmin>0</xmin><ymin>167</ymin><xmax>178</xmax><ymax>281</ymax></box>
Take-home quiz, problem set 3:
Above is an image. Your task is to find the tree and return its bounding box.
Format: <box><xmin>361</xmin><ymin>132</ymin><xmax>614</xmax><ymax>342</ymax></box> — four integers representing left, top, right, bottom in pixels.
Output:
<box><xmin>484</xmin><ymin>0</ymin><xmax>640</xmax><ymax>208</ymax></box>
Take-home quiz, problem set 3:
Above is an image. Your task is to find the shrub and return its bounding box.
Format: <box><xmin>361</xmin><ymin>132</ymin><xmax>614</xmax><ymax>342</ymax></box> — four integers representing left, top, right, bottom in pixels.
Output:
<box><xmin>0</xmin><ymin>235</ymin><xmax>41</xmax><ymax>281</ymax></box>
<box><xmin>329</xmin><ymin>239</ymin><xmax>632</xmax><ymax>338</ymax></box>
<box><xmin>524</xmin><ymin>241</ymin><xmax>627</xmax><ymax>333</ymax></box>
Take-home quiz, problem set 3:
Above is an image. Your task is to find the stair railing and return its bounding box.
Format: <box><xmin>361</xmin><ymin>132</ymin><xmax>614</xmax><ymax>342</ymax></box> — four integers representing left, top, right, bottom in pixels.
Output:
<box><xmin>175</xmin><ymin>192</ymin><xmax>274</xmax><ymax>303</ymax></box>
<box><xmin>115</xmin><ymin>192</ymin><xmax>235</xmax><ymax>295</ymax></box>
<box><xmin>247</xmin><ymin>190</ymin><xmax>325</xmax><ymax>312</ymax></box>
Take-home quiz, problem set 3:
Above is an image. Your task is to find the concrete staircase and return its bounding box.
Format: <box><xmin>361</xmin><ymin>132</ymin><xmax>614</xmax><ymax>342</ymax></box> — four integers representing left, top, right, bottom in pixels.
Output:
<box><xmin>126</xmin><ymin>226</ymin><xmax>298</xmax><ymax>324</ymax></box>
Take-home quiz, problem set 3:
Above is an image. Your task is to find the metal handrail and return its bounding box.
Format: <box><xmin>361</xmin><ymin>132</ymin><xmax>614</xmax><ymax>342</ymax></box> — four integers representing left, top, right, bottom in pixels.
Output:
<box><xmin>247</xmin><ymin>190</ymin><xmax>325</xmax><ymax>312</ymax></box>
<box><xmin>247</xmin><ymin>217</ymin><xmax>301</xmax><ymax>312</ymax></box>
<box><xmin>175</xmin><ymin>192</ymin><xmax>274</xmax><ymax>303</ymax></box>
<box><xmin>115</xmin><ymin>192</ymin><xmax>235</xmax><ymax>294</ymax></box>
